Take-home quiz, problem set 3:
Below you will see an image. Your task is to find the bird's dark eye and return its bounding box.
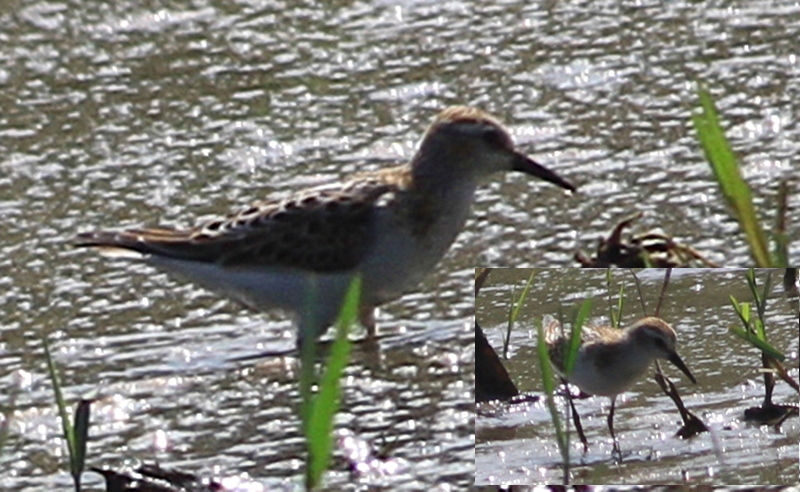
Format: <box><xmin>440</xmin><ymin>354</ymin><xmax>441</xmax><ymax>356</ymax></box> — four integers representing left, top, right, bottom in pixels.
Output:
<box><xmin>482</xmin><ymin>126</ymin><xmax>510</xmax><ymax>148</ymax></box>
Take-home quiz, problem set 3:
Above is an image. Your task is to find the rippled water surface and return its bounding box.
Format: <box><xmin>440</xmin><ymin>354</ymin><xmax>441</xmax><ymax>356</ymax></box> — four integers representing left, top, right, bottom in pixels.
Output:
<box><xmin>1</xmin><ymin>0</ymin><xmax>798</xmax><ymax>489</ymax></box>
<box><xmin>476</xmin><ymin>269</ymin><xmax>799</xmax><ymax>485</ymax></box>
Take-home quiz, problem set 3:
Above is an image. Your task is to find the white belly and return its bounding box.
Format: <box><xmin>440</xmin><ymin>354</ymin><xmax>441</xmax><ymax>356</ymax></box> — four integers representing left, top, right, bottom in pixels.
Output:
<box><xmin>150</xmin><ymin>256</ymin><xmax>355</xmax><ymax>338</ymax></box>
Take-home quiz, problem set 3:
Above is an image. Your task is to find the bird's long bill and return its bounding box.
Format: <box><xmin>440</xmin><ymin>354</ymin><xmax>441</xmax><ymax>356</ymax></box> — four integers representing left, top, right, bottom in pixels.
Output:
<box><xmin>668</xmin><ymin>351</ymin><xmax>697</xmax><ymax>384</ymax></box>
<box><xmin>512</xmin><ymin>153</ymin><xmax>575</xmax><ymax>192</ymax></box>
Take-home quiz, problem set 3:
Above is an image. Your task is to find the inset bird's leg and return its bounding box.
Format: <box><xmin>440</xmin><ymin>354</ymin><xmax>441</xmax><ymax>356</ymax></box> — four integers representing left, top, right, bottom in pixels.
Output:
<box><xmin>567</xmin><ymin>385</ymin><xmax>589</xmax><ymax>453</ymax></box>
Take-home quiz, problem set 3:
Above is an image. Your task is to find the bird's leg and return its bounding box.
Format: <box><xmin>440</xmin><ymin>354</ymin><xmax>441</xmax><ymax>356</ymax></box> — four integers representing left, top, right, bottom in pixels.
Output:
<box><xmin>607</xmin><ymin>397</ymin><xmax>616</xmax><ymax>441</ymax></box>
<box><xmin>608</xmin><ymin>397</ymin><xmax>622</xmax><ymax>459</ymax></box>
<box><xmin>567</xmin><ymin>385</ymin><xmax>589</xmax><ymax>453</ymax></box>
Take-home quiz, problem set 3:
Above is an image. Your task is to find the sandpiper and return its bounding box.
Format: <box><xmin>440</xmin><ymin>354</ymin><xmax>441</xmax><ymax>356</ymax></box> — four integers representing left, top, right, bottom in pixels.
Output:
<box><xmin>544</xmin><ymin>315</ymin><xmax>696</xmax><ymax>447</ymax></box>
<box><xmin>74</xmin><ymin>106</ymin><xmax>575</xmax><ymax>347</ymax></box>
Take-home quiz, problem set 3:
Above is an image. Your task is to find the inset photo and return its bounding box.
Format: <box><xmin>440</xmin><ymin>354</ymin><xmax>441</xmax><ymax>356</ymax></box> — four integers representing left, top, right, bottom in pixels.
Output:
<box><xmin>476</xmin><ymin>268</ymin><xmax>799</xmax><ymax>486</ymax></box>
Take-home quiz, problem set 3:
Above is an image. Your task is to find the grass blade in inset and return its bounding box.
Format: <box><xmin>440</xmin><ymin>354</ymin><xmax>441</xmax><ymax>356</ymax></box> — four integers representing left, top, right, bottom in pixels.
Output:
<box><xmin>614</xmin><ymin>285</ymin><xmax>624</xmax><ymax>329</ymax></box>
<box><xmin>505</xmin><ymin>271</ymin><xmax>535</xmax><ymax>359</ymax></box>
<box><xmin>510</xmin><ymin>271</ymin><xmax>535</xmax><ymax>325</ymax></box>
<box><xmin>728</xmin><ymin>325</ymin><xmax>785</xmax><ymax>361</ymax></box>
<box><xmin>728</xmin><ymin>294</ymin><xmax>785</xmax><ymax>362</ymax></box>
<box><xmin>536</xmin><ymin>319</ymin><xmax>569</xmax><ymax>480</ymax></box>
<box><xmin>564</xmin><ymin>300</ymin><xmax>592</xmax><ymax>377</ymax></box>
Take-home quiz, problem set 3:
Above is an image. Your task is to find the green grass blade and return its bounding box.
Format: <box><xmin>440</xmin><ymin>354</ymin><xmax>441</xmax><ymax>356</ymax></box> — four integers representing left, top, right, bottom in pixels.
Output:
<box><xmin>734</xmin><ymin>298</ymin><xmax>752</xmax><ymax>328</ymax></box>
<box><xmin>692</xmin><ymin>85</ymin><xmax>771</xmax><ymax>267</ymax></box>
<box><xmin>729</xmin><ymin>295</ymin><xmax>749</xmax><ymax>327</ymax></box>
<box><xmin>505</xmin><ymin>271</ymin><xmax>535</xmax><ymax>358</ymax></box>
<box><xmin>43</xmin><ymin>337</ymin><xmax>80</xmax><ymax>491</ymax></box>
<box><xmin>305</xmin><ymin>276</ymin><xmax>359</xmax><ymax>489</ymax></box>
<box><xmin>614</xmin><ymin>285</ymin><xmax>624</xmax><ymax>329</ymax></box>
<box><xmin>537</xmin><ymin>321</ymin><xmax>557</xmax><ymax>396</ymax></box>
<box><xmin>504</xmin><ymin>286</ymin><xmax>515</xmax><ymax>358</ymax></box>
<box><xmin>729</xmin><ymin>286</ymin><xmax>785</xmax><ymax>361</ymax></box>
<box><xmin>510</xmin><ymin>271</ymin><xmax>535</xmax><ymax>325</ymax></box>
<box><xmin>745</xmin><ymin>268</ymin><xmax>760</xmax><ymax>305</ymax></box>
<box><xmin>564</xmin><ymin>300</ymin><xmax>592</xmax><ymax>377</ymax></box>
<box><xmin>728</xmin><ymin>326</ymin><xmax>785</xmax><ymax>361</ymax></box>
<box><xmin>773</xmin><ymin>180</ymin><xmax>789</xmax><ymax>266</ymax></box>
<box><xmin>72</xmin><ymin>400</ymin><xmax>91</xmax><ymax>487</ymax></box>
<box><xmin>536</xmin><ymin>319</ymin><xmax>568</xmax><ymax>474</ymax></box>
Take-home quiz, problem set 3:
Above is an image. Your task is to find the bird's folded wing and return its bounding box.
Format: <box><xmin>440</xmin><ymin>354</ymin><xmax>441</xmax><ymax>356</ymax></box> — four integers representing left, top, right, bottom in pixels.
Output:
<box><xmin>74</xmin><ymin>183</ymin><xmax>399</xmax><ymax>273</ymax></box>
